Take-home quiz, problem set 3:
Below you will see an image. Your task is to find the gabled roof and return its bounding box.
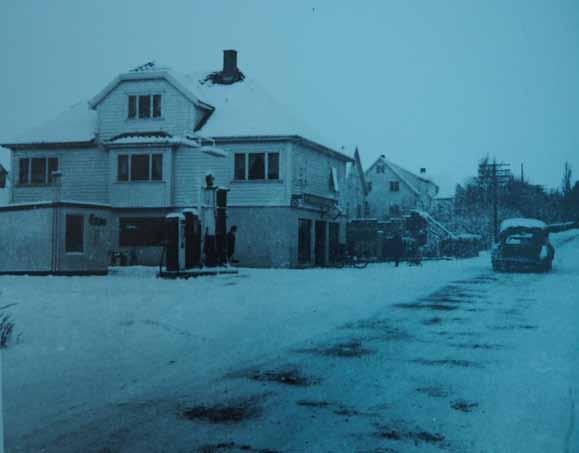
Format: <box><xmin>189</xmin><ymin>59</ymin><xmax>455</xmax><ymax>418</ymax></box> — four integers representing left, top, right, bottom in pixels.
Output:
<box><xmin>89</xmin><ymin>62</ymin><xmax>214</xmax><ymax>113</ymax></box>
<box><xmin>3</xmin><ymin>60</ymin><xmax>349</xmax><ymax>160</ymax></box>
<box><xmin>2</xmin><ymin>101</ymin><xmax>97</xmax><ymax>147</ymax></box>
<box><xmin>346</xmin><ymin>147</ymin><xmax>369</xmax><ymax>195</ymax></box>
<box><xmin>366</xmin><ymin>155</ymin><xmax>439</xmax><ymax>197</ymax></box>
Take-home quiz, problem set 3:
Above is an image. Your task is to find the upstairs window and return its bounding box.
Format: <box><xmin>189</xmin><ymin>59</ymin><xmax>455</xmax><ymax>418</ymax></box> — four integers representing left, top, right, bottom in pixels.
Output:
<box><xmin>390</xmin><ymin>181</ymin><xmax>400</xmax><ymax>192</ymax></box>
<box><xmin>18</xmin><ymin>157</ymin><xmax>59</xmax><ymax>185</ymax></box>
<box><xmin>234</xmin><ymin>152</ymin><xmax>280</xmax><ymax>181</ymax></box>
<box><xmin>128</xmin><ymin>94</ymin><xmax>162</xmax><ymax>119</ymax></box>
<box><xmin>248</xmin><ymin>153</ymin><xmax>265</xmax><ymax>180</ymax></box>
<box><xmin>117</xmin><ymin>153</ymin><xmax>163</xmax><ymax>181</ymax></box>
<box><xmin>234</xmin><ymin>153</ymin><xmax>246</xmax><ymax>180</ymax></box>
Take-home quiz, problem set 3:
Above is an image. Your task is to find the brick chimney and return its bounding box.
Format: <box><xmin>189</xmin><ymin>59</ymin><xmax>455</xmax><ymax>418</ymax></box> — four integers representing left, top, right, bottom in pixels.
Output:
<box><xmin>222</xmin><ymin>50</ymin><xmax>238</xmax><ymax>83</ymax></box>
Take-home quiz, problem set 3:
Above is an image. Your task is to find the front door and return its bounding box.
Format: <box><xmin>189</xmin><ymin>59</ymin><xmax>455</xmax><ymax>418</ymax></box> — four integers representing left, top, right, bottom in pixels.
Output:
<box><xmin>315</xmin><ymin>221</ymin><xmax>327</xmax><ymax>267</ymax></box>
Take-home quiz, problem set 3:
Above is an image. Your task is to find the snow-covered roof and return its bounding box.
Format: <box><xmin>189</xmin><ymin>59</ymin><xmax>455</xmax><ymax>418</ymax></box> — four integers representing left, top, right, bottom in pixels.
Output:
<box><xmin>500</xmin><ymin>218</ymin><xmax>547</xmax><ymax>232</ymax></box>
<box><xmin>4</xmin><ymin>61</ymin><xmax>347</xmax><ymax>159</ymax></box>
<box><xmin>3</xmin><ymin>101</ymin><xmax>97</xmax><ymax>146</ymax></box>
<box><xmin>366</xmin><ymin>156</ymin><xmax>439</xmax><ymax>197</ymax></box>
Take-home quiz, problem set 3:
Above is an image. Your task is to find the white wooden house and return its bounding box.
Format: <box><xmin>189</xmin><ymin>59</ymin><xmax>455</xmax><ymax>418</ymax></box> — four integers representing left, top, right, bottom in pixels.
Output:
<box><xmin>0</xmin><ymin>51</ymin><xmax>351</xmax><ymax>271</ymax></box>
<box><xmin>365</xmin><ymin>155</ymin><xmax>439</xmax><ymax>220</ymax></box>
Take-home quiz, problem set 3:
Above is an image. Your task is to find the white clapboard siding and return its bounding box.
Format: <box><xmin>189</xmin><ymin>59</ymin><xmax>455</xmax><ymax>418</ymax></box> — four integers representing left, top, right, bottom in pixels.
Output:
<box><xmin>11</xmin><ymin>147</ymin><xmax>108</xmax><ymax>204</ymax></box>
<box><xmin>108</xmin><ymin>147</ymin><xmax>172</xmax><ymax>208</ymax></box>
<box><xmin>216</xmin><ymin>142</ymin><xmax>291</xmax><ymax>207</ymax></box>
<box><xmin>291</xmin><ymin>142</ymin><xmax>346</xmax><ymax>200</ymax></box>
<box><xmin>173</xmin><ymin>147</ymin><xmax>230</xmax><ymax>206</ymax></box>
<box><xmin>97</xmin><ymin>79</ymin><xmax>203</xmax><ymax>141</ymax></box>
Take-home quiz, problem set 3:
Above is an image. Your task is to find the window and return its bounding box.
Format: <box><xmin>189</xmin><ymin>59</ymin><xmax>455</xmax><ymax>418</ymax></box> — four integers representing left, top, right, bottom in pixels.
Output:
<box><xmin>65</xmin><ymin>215</ymin><xmax>84</xmax><ymax>253</ymax></box>
<box><xmin>19</xmin><ymin>158</ymin><xmax>29</xmax><ymax>184</ymax></box>
<box><xmin>117</xmin><ymin>153</ymin><xmax>163</xmax><ymax>181</ymax></box>
<box><xmin>47</xmin><ymin>158</ymin><xmax>59</xmax><ymax>183</ymax></box>
<box><xmin>128</xmin><ymin>95</ymin><xmax>137</xmax><ymax>119</ymax></box>
<box><xmin>129</xmin><ymin>94</ymin><xmax>162</xmax><ymax>119</ymax></box>
<box><xmin>248</xmin><ymin>153</ymin><xmax>265</xmax><ymax>180</ymax></box>
<box><xmin>152</xmin><ymin>95</ymin><xmax>162</xmax><ymax>118</ymax></box>
<box><xmin>131</xmin><ymin>154</ymin><xmax>149</xmax><ymax>181</ymax></box>
<box><xmin>376</xmin><ymin>164</ymin><xmax>385</xmax><ymax>173</ymax></box>
<box><xmin>234</xmin><ymin>153</ymin><xmax>246</xmax><ymax>180</ymax></box>
<box><xmin>138</xmin><ymin>95</ymin><xmax>151</xmax><ymax>118</ymax></box>
<box><xmin>390</xmin><ymin>181</ymin><xmax>400</xmax><ymax>192</ymax></box>
<box><xmin>119</xmin><ymin>217</ymin><xmax>165</xmax><ymax>246</ymax></box>
<box><xmin>118</xmin><ymin>155</ymin><xmax>129</xmax><ymax>181</ymax></box>
<box><xmin>329</xmin><ymin>167</ymin><xmax>339</xmax><ymax>192</ymax></box>
<box><xmin>267</xmin><ymin>153</ymin><xmax>279</xmax><ymax>180</ymax></box>
<box><xmin>18</xmin><ymin>157</ymin><xmax>59</xmax><ymax>185</ymax></box>
<box><xmin>234</xmin><ymin>152</ymin><xmax>280</xmax><ymax>181</ymax></box>
<box><xmin>151</xmin><ymin>154</ymin><xmax>163</xmax><ymax>180</ymax></box>
<box><xmin>298</xmin><ymin>218</ymin><xmax>312</xmax><ymax>264</ymax></box>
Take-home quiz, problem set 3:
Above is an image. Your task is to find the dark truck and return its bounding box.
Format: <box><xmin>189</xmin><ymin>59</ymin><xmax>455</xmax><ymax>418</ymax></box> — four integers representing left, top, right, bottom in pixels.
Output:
<box><xmin>492</xmin><ymin>218</ymin><xmax>555</xmax><ymax>272</ymax></box>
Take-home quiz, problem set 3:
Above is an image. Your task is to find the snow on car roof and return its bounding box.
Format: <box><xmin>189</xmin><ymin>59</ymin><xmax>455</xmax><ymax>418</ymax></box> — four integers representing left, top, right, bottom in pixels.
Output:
<box><xmin>500</xmin><ymin>218</ymin><xmax>547</xmax><ymax>232</ymax></box>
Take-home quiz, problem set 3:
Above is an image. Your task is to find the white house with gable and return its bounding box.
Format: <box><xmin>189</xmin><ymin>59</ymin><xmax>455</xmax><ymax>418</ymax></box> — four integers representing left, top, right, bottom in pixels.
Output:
<box><xmin>0</xmin><ymin>50</ymin><xmax>351</xmax><ymax>272</ymax></box>
<box><xmin>365</xmin><ymin>154</ymin><xmax>439</xmax><ymax>220</ymax></box>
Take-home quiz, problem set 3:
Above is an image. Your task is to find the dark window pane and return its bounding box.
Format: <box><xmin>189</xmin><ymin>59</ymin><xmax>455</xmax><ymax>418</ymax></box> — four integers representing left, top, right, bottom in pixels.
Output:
<box><xmin>138</xmin><ymin>95</ymin><xmax>151</xmax><ymax>118</ymax></box>
<box><xmin>65</xmin><ymin>215</ymin><xmax>84</xmax><ymax>253</ymax></box>
<box><xmin>31</xmin><ymin>158</ymin><xmax>46</xmax><ymax>184</ymax></box>
<box><xmin>234</xmin><ymin>153</ymin><xmax>246</xmax><ymax>180</ymax></box>
<box><xmin>119</xmin><ymin>217</ymin><xmax>165</xmax><ymax>246</ymax></box>
<box><xmin>298</xmin><ymin>219</ymin><xmax>312</xmax><ymax>263</ymax></box>
<box><xmin>152</xmin><ymin>95</ymin><xmax>162</xmax><ymax>118</ymax></box>
<box><xmin>128</xmin><ymin>95</ymin><xmax>137</xmax><ymax>119</ymax></box>
<box><xmin>47</xmin><ymin>158</ymin><xmax>59</xmax><ymax>183</ymax></box>
<box><xmin>151</xmin><ymin>154</ymin><xmax>163</xmax><ymax>180</ymax></box>
<box><xmin>248</xmin><ymin>153</ymin><xmax>265</xmax><ymax>180</ymax></box>
<box><xmin>131</xmin><ymin>154</ymin><xmax>150</xmax><ymax>180</ymax></box>
<box><xmin>19</xmin><ymin>158</ymin><xmax>29</xmax><ymax>184</ymax></box>
<box><xmin>267</xmin><ymin>153</ymin><xmax>279</xmax><ymax>180</ymax></box>
<box><xmin>390</xmin><ymin>181</ymin><xmax>400</xmax><ymax>192</ymax></box>
<box><xmin>118</xmin><ymin>155</ymin><xmax>129</xmax><ymax>181</ymax></box>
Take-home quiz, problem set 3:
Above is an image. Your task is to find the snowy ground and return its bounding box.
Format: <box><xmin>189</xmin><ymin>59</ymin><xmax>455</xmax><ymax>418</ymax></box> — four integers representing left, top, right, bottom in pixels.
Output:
<box><xmin>2</xmin><ymin>230</ymin><xmax>578</xmax><ymax>452</ymax></box>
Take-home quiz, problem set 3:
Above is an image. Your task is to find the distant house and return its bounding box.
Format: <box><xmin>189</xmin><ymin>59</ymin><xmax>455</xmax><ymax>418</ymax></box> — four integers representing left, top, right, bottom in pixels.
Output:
<box><xmin>365</xmin><ymin>155</ymin><xmax>439</xmax><ymax>220</ymax></box>
<box><xmin>342</xmin><ymin>147</ymin><xmax>369</xmax><ymax>220</ymax></box>
<box><xmin>0</xmin><ymin>50</ymin><xmax>351</xmax><ymax>272</ymax></box>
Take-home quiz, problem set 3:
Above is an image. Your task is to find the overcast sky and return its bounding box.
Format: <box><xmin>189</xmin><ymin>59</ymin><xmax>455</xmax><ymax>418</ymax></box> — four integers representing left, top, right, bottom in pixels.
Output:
<box><xmin>1</xmin><ymin>0</ymin><xmax>578</xmax><ymax>195</ymax></box>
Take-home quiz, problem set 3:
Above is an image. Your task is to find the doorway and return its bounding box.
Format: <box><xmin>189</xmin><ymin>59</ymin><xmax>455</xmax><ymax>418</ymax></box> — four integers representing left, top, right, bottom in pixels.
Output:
<box><xmin>315</xmin><ymin>221</ymin><xmax>327</xmax><ymax>266</ymax></box>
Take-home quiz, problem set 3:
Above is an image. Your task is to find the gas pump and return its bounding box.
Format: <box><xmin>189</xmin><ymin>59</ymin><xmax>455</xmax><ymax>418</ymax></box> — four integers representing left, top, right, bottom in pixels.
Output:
<box><xmin>183</xmin><ymin>208</ymin><xmax>201</xmax><ymax>268</ymax></box>
<box><xmin>202</xmin><ymin>173</ymin><xmax>229</xmax><ymax>267</ymax></box>
<box><xmin>165</xmin><ymin>213</ymin><xmax>185</xmax><ymax>271</ymax></box>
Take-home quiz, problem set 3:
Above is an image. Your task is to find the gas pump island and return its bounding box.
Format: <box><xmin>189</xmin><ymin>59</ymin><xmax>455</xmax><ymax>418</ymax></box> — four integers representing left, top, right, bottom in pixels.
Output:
<box><xmin>160</xmin><ymin>174</ymin><xmax>237</xmax><ymax>278</ymax></box>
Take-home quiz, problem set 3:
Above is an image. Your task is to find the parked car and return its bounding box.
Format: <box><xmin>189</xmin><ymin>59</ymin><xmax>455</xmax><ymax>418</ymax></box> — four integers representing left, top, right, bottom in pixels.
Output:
<box><xmin>492</xmin><ymin>218</ymin><xmax>555</xmax><ymax>272</ymax></box>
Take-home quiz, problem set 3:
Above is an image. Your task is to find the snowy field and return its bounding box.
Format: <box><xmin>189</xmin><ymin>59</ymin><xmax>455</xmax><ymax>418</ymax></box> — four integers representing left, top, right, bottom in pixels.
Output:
<box><xmin>2</xmin><ymin>230</ymin><xmax>579</xmax><ymax>452</ymax></box>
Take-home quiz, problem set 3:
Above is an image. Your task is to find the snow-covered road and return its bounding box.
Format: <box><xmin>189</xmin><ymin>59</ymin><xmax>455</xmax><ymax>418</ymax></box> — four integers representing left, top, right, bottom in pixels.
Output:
<box><xmin>2</xmin><ymin>231</ymin><xmax>579</xmax><ymax>452</ymax></box>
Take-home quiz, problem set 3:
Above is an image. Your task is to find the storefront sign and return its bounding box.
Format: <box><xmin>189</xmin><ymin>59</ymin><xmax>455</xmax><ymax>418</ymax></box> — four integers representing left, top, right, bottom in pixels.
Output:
<box><xmin>89</xmin><ymin>214</ymin><xmax>107</xmax><ymax>226</ymax></box>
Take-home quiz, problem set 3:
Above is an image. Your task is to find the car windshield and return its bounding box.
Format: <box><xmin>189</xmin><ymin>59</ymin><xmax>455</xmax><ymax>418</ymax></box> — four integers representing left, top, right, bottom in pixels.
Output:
<box><xmin>505</xmin><ymin>233</ymin><xmax>535</xmax><ymax>245</ymax></box>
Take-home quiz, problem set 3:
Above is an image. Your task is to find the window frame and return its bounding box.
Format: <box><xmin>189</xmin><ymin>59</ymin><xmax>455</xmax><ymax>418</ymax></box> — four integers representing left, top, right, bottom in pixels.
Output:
<box><xmin>390</xmin><ymin>181</ymin><xmax>400</xmax><ymax>192</ymax></box>
<box><xmin>117</xmin><ymin>152</ymin><xmax>164</xmax><ymax>182</ymax></box>
<box><xmin>233</xmin><ymin>152</ymin><xmax>280</xmax><ymax>181</ymax></box>
<box><xmin>128</xmin><ymin>94</ymin><xmax>163</xmax><ymax>120</ymax></box>
<box><xmin>17</xmin><ymin>156</ymin><xmax>59</xmax><ymax>186</ymax></box>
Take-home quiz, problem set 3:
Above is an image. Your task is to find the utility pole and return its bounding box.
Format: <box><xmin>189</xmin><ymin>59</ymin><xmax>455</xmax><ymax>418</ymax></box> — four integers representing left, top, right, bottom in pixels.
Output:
<box><xmin>479</xmin><ymin>159</ymin><xmax>511</xmax><ymax>243</ymax></box>
<box><xmin>0</xmin><ymin>349</ymin><xmax>4</xmax><ymax>453</ymax></box>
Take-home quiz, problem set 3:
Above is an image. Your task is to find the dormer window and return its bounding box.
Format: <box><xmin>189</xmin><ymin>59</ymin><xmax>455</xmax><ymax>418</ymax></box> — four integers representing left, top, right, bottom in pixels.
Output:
<box><xmin>128</xmin><ymin>95</ymin><xmax>162</xmax><ymax>119</ymax></box>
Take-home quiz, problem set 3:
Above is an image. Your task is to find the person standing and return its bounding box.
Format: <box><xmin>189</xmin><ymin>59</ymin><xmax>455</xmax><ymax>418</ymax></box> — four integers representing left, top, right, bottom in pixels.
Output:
<box><xmin>227</xmin><ymin>225</ymin><xmax>238</xmax><ymax>263</ymax></box>
<box><xmin>392</xmin><ymin>233</ymin><xmax>404</xmax><ymax>267</ymax></box>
